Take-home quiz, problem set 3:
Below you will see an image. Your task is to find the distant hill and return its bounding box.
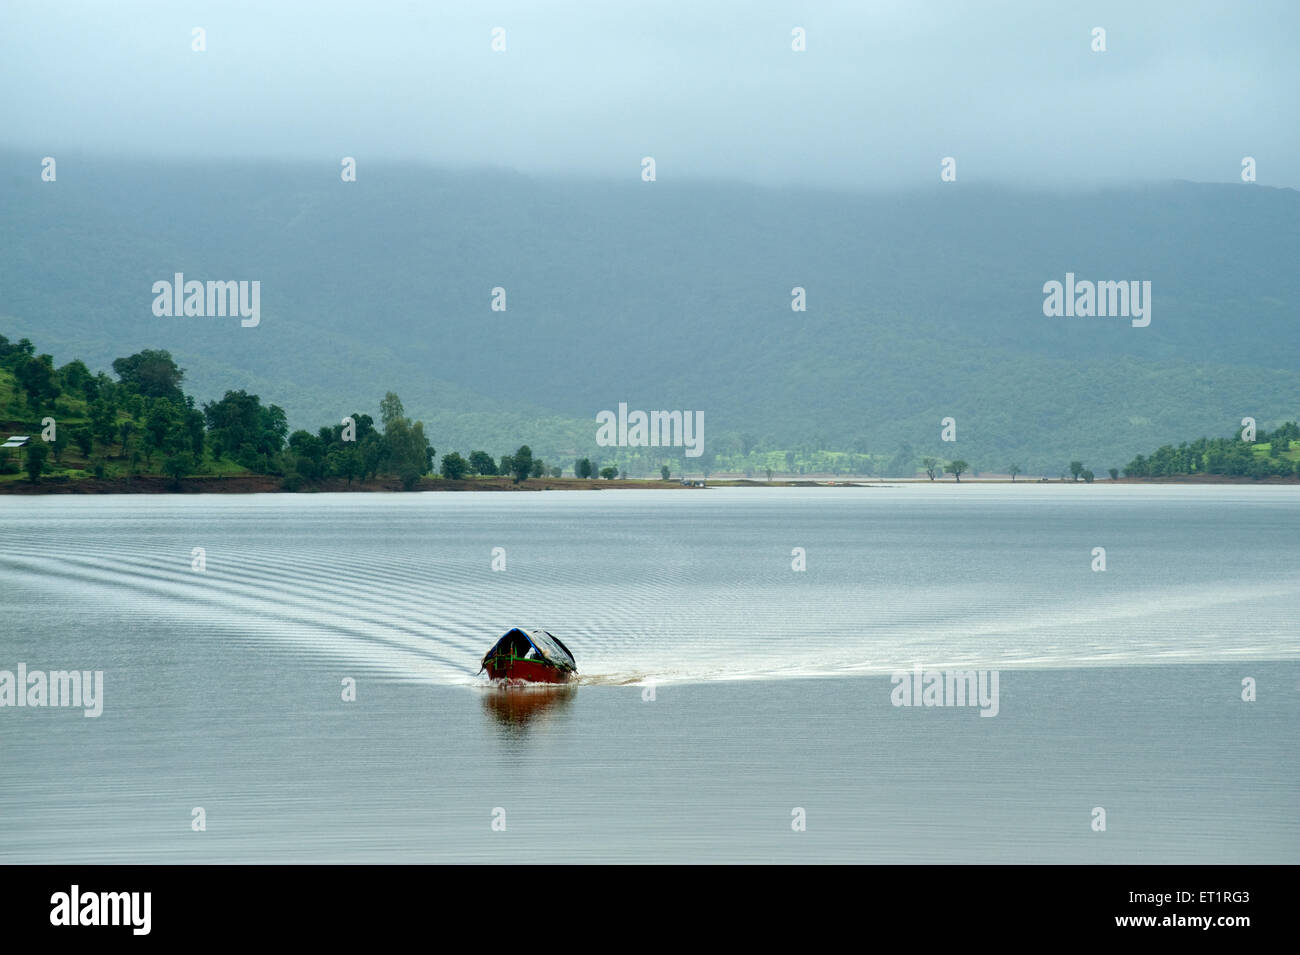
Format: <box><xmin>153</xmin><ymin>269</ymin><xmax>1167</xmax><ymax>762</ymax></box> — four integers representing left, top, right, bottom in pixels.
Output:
<box><xmin>2</xmin><ymin>150</ymin><xmax>1296</xmax><ymax>474</ymax></box>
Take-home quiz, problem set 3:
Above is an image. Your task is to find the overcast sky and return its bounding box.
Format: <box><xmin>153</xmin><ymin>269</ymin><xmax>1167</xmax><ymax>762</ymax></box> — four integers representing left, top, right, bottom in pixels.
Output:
<box><xmin>3</xmin><ymin>0</ymin><xmax>1297</xmax><ymax>190</ymax></box>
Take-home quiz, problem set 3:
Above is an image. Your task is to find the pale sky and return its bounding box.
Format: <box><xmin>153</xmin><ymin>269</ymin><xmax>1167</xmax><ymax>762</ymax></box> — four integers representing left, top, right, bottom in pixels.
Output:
<box><xmin>2</xmin><ymin>0</ymin><xmax>1297</xmax><ymax>189</ymax></box>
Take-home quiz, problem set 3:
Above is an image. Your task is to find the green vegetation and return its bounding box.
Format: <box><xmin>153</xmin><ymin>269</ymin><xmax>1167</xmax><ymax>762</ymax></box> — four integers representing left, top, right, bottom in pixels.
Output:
<box><xmin>439</xmin><ymin>452</ymin><xmax>468</xmax><ymax>480</ymax></box>
<box><xmin>7</xmin><ymin>159</ymin><xmax>1299</xmax><ymax>478</ymax></box>
<box><xmin>1123</xmin><ymin>423</ymin><xmax>1300</xmax><ymax>479</ymax></box>
<box><xmin>24</xmin><ymin>443</ymin><xmax>48</xmax><ymax>483</ymax></box>
<box><xmin>5</xmin><ymin>331</ymin><xmax>1297</xmax><ymax>490</ymax></box>
<box><xmin>468</xmin><ymin>451</ymin><xmax>497</xmax><ymax>476</ymax></box>
<box><xmin>379</xmin><ymin>392</ymin><xmax>434</xmax><ymax>490</ymax></box>
<box><xmin>508</xmin><ymin>445</ymin><xmax>533</xmax><ymax>484</ymax></box>
<box><xmin>1</xmin><ymin>335</ymin><xmax>212</xmax><ymax>485</ymax></box>
<box><xmin>0</xmin><ymin>333</ymin><xmax>576</xmax><ymax>492</ymax></box>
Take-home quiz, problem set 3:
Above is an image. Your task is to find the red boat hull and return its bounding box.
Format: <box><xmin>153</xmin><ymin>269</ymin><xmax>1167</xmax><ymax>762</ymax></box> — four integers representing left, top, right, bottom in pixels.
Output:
<box><xmin>482</xmin><ymin>656</ymin><xmax>574</xmax><ymax>684</ymax></box>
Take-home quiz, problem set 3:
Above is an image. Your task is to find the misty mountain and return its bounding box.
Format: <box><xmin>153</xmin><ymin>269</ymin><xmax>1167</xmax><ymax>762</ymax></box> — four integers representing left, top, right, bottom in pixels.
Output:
<box><xmin>2</xmin><ymin>152</ymin><xmax>1297</xmax><ymax>473</ymax></box>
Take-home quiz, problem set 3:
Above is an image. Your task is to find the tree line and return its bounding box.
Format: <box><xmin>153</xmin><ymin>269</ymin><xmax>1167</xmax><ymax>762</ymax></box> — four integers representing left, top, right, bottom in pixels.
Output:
<box><xmin>1122</xmin><ymin>423</ymin><xmax>1300</xmax><ymax>479</ymax></box>
<box><xmin>0</xmin><ymin>338</ymin><xmax>563</xmax><ymax>489</ymax></box>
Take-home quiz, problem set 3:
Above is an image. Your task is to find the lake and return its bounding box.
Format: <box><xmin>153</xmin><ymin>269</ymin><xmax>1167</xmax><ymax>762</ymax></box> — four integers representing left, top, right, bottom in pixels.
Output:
<box><xmin>1</xmin><ymin>485</ymin><xmax>1296</xmax><ymax>862</ymax></box>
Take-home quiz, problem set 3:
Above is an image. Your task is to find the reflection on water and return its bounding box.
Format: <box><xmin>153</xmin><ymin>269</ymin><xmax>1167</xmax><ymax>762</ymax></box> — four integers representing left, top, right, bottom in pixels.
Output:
<box><xmin>480</xmin><ymin>683</ymin><xmax>577</xmax><ymax>730</ymax></box>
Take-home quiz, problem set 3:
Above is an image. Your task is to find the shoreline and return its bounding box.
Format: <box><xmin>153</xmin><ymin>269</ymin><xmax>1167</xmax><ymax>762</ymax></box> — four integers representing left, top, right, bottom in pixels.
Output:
<box><xmin>2</xmin><ymin>474</ymin><xmax>1298</xmax><ymax>494</ymax></box>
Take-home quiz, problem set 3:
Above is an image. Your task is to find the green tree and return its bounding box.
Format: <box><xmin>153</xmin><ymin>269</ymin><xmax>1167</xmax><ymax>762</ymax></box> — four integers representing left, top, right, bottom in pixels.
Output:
<box><xmin>1008</xmin><ymin>463</ymin><xmax>1021</xmax><ymax>482</ymax></box>
<box><xmin>336</xmin><ymin>447</ymin><xmax>358</xmax><ymax>485</ymax></box>
<box><xmin>440</xmin><ymin>451</ymin><xmax>468</xmax><ymax>480</ymax></box>
<box><xmin>1069</xmin><ymin>460</ymin><xmax>1084</xmax><ymax>482</ymax></box>
<box><xmin>288</xmin><ymin>430</ymin><xmax>327</xmax><ymax>481</ymax></box>
<box><xmin>359</xmin><ymin>434</ymin><xmax>384</xmax><ymax>481</ymax></box>
<box><xmin>90</xmin><ymin>399</ymin><xmax>118</xmax><ymax>447</ymax></box>
<box><xmin>118</xmin><ymin>420</ymin><xmax>134</xmax><ymax>456</ymax></box>
<box><xmin>50</xmin><ymin>428</ymin><xmax>70</xmax><ymax>464</ymax></box>
<box><xmin>468</xmin><ymin>451</ymin><xmax>497</xmax><ymax>476</ymax></box>
<box><xmin>510</xmin><ymin>445</ymin><xmax>534</xmax><ymax>484</ymax></box>
<box><xmin>328</xmin><ymin>446</ymin><xmax>362</xmax><ymax>486</ymax></box>
<box><xmin>661</xmin><ymin>464</ymin><xmax>671</xmax><ymax>481</ymax></box>
<box><xmin>89</xmin><ymin>371</ymin><xmax>112</xmax><ymax>401</ymax></box>
<box><xmin>576</xmin><ymin>457</ymin><xmax>593</xmax><ymax>479</ymax></box>
<box><xmin>58</xmin><ymin>359</ymin><xmax>94</xmax><ymax>396</ymax></box>
<box><xmin>379</xmin><ymin>393</ymin><xmax>433</xmax><ymax>490</ymax></box>
<box><xmin>16</xmin><ymin>355</ymin><xmax>60</xmax><ymax>408</ymax></box>
<box><xmin>396</xmin><ymin>424</ymin><xmax>433</xmax><ymax>489</ymax></box>
<box><xmin>203</xmin><ymin>390</ymin><xmax>285</xmax><ymax>468</ymax></box>
<box><xmin>184</xmin><ymin>406</ymin><xmax>205</xmax><ymax>458</ymax></box>
<box><xmin>112</xmin><ymin>349</ymin><xmax>185</xmax><ymax>401</ymax></box>
<box><xmin>1108</xmin><ymin>468</ymin><xmax>1119</xmax><ymax>481</ymax></box>
<box><xmin>163</xmin><ymin>451</ymin><xmax>195</xmax><ymax>490</ymax></box>
<box><xmin>341</xmin><ymin>445</ymin><xmax>362</xmax><ymax>485</ymax></box>
<box><xmin>530</xmin><ymin>459</ymin><xmax>546</xmax><ymax>478</ymax></box>
<box><xmin>379</xmin><ymin>392</ymin><xmax>405</xmax><ymax>430</ymax></box>
<box><xmin>945</xmin><ymin>459</ymin><xmax>968</xmax><ymax>482</ymax></box>
<box><xmin>73</xmin><ymin>427</ymin><xmax>94</xmax><ymax>458</ymax></box>
<box><xmin>24</xmin><ymin>443</ymin><xmax>49</xmax><ymax>483</ymax></box>
<box><xmin>256</xmin><ymin>405</ymin><xmax>289</xmax><ymax>472</ymax></box>
<box><xmin>143</xmin><ymin>401</ymin><xmax>183</xmax><ymax>468</ymax></box>
<box><xmin>599</xmin><ymin>465</ymin><xmax>619</xmax><ymax>480</ymax></box>
<box><xmin>0</xmin><ymin>335</ymin><xmax>35</xmax><ymax>362</ymax></box>
<box><xmin>922</xmin><ymin>456</ymin><xmax>940</xmax><ymax>481</ymax></box>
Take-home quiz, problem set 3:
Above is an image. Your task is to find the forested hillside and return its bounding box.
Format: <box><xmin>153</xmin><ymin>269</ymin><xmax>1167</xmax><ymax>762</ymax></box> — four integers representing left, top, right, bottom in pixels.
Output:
<box><xmin>3</xmin><ymin>151</ymin><xmax>1297</xmax><ymax>474</ymax></box>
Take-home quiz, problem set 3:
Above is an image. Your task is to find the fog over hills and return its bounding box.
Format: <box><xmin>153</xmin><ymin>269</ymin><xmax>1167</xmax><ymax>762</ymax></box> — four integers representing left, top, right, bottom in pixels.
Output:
<box><xmin>2</xmin><ymin>152</ymin><xmax>1297</xmax><ymax>473</ymax></box>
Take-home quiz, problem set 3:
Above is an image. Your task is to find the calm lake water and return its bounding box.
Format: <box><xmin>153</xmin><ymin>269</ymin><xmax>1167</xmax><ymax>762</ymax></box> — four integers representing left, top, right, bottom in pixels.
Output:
<box><xmin>1</xmin><ymin>485</ymin><xmax>1297</xmax><ymax>862</ymax></box>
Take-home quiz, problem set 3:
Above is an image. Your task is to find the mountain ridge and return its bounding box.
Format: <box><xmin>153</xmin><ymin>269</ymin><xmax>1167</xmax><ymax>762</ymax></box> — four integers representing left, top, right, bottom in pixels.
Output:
<box><xmin>2</xmin><ymin>151</ymin><xmax>1296</xmax><ymax>473</ymax></box>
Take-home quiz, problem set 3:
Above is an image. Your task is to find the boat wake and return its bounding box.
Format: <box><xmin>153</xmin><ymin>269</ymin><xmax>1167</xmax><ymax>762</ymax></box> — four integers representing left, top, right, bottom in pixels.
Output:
<box><xmin>3</xmin><ymin>492</ymin><xmax>1298</xmax><ymax>689</ymax></box>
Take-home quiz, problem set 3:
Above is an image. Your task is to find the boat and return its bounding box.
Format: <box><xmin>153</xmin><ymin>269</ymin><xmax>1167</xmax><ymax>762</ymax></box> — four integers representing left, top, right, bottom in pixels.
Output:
<box><xmin>479</xmin><ymin>628</ymin><xmax>578</xmax><ymax>684</ymax></box>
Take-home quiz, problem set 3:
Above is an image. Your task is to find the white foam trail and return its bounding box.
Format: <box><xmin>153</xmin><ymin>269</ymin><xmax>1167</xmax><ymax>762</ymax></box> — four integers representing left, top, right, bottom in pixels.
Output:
<box><xmin>3</xmin><ymin>489</ymin><xmax>1298</xmax><ymax>686</ymax></box>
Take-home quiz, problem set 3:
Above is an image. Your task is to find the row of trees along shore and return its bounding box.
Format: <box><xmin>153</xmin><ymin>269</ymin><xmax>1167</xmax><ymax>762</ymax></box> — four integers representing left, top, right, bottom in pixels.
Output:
<box><xmin>1122</xmin><ymin>422</ymin><xmax>1300</xmax><ymax>479</ymax></box>
<box><xmin>918</xmin><ymin>424</ymin><xmax>1300</xmax><ymax>483</ymax></box>
<box><xmin>0</xmin><ymin>339</ymin><xmax>567</xmax><ymax>489</ymax></box>
<box><xmin>4</xmin><ymin>336</ymin><xmax>1297</xmax><ymax>487</ymax></box>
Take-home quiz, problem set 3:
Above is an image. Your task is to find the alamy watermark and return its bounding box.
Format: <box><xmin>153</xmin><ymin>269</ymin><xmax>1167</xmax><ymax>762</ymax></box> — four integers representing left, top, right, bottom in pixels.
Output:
<box><xmin>1043</xmin><ymin>272</ymin><xmax>1151</xmax><ymax>327</ymax></box>
<box><xmin>152</xmin><ymin>273</ymin><xmax>260</xmax><ymax>327</ymax></box>
<box><xmin>50</xmin><ymin>886</ymin><xmax>150</xmax><ymax>935</ymax></box>
<box><xmin>596</xmin><ymin>402</ymin><xmax>704</xmax><ymax>457</ymax></box>
<box><xmin>0</xmin><ymin>664</ymin><xmax>103</xmax><ymax>717</ymax></box>
<box><xmin>890</xmin><ymin>666</ymin><xmax>999</xmax><ymax>717</ymax></box>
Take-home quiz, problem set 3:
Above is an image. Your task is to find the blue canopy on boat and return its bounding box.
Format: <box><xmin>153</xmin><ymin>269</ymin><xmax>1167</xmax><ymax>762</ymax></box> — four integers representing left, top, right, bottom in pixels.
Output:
<box><xmin>480</xmin><ymin>628</ymin><xmax>578</xmax><ymax>673</ymax></box>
